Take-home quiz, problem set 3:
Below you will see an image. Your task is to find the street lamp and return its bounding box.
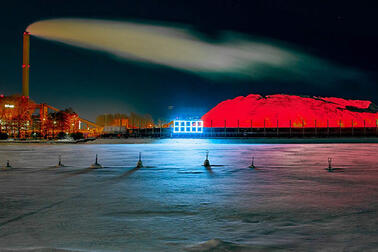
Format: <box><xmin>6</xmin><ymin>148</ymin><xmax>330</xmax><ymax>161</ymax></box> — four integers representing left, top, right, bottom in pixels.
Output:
<box><xmin>53</xmin><ymin>121</ymin><xmax>56</xmax><ymax>138</ymax></box>
<box><xmin>41</xmin><ymin>118</ymin><xmax>46</xmax><ymax>138</ymax></box>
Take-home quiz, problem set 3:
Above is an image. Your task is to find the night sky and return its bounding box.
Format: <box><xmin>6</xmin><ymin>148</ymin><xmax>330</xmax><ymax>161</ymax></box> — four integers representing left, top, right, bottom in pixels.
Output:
<box><xmin>1</xmin><ymin>0</ymin><xmax>377</xmax><ymax>121</ymax></box>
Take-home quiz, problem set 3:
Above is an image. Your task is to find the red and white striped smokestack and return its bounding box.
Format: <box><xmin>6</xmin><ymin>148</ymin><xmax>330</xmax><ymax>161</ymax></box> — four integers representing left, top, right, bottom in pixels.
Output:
<box><xmin>22</xmin><ymin>31</ymin><xmax>30</xmax><ymax>97</ymax></box>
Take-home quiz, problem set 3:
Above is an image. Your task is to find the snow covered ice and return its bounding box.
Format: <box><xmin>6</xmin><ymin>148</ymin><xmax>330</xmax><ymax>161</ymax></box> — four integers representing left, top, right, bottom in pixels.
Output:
<box><xmin>0</xmin><ymin>139</ymin><xmax>377</xmax><ymax>251</ymax></box>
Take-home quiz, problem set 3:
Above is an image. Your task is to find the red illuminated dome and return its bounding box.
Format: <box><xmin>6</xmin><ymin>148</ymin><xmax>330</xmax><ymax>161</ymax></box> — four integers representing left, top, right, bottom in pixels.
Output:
<box><xmin>202</xmin><ymin>94</ymin><xmax>378</xmax><ymax>128</ymax></box>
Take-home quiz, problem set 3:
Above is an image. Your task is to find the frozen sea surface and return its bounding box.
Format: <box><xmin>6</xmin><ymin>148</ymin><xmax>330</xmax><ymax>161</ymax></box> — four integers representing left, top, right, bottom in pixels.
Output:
<box><xmin>0</xmin><ymin>139</ymin><xmax>377</xmax><ymax>251</ymax></box>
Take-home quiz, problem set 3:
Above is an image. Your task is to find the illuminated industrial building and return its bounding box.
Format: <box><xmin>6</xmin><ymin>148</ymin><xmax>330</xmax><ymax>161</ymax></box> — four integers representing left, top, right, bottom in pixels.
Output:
<box><xmin>0</xmin><ymin>32</ymin><xmax>101</xmax><ymax>139</ymax></box>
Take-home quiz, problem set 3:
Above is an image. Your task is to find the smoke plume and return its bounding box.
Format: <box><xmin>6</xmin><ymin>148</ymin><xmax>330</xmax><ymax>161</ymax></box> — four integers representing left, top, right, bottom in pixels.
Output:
<box><xmin>27</xmin><ymin>18</ymin><xmax>368</xmax><ymax>85</ymax></box>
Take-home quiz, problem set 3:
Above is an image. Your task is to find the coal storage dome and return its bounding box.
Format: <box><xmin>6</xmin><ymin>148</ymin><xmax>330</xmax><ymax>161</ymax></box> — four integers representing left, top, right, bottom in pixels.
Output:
<box><xmin>201</xmin><ymin>94</ymin><xmax>378</xmax><ymax>128</ymax></box>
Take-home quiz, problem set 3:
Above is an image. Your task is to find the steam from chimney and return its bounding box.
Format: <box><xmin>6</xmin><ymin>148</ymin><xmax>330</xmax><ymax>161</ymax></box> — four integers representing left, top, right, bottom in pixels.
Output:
<box><xmin>27</xmin><ymin>18</ymin><xmax>369</xmax><ymax>86</ymax></box>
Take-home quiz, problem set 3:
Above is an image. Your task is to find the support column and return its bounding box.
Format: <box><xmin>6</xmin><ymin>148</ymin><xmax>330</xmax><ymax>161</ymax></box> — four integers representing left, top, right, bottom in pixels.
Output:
<box><xmin>224</xmin><ymin>120</ymin><xmax>226</xmax><ymax>136</ymax></box>
<box><xmin>315</xmin><ymin>120</ymin><xmax>317</xmax><ymax>136</ymax></box>
<box><xmin>263</xmin><ymin>119</ymin><xmax>266</xmax><ymax>137</ymax></box>
<box><xmin>237</xmin><ymin>120</ymin><xmax>239</xmax><ymax>136</ymax></box>
<box><xmin>327</xmin><ymin>120</ymin><xmax>329</xmax><ymax>137</ymax></box>
<box><xmin>276</xmin><ymin>120</ymin><xmax>279</xmax><ymax>136</ymax></box>
<box><xmin>302</xmin><ymin>120</ymin><xmax>305</xmax><ymax>137</ymax></box>
<box><xmin>210</xmin><ymin>120</ymin><xmax>213</xmax><ymax>137</ymax></box>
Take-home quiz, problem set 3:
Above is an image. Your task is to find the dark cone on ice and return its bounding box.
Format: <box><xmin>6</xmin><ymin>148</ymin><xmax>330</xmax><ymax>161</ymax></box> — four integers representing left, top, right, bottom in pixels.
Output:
<box><xmin>136</xmin><ymin>152</ymin><xmax>143</xmax><ymax>168</ymax></box>
<box><xmin>56</xmin><ymin>155</ymin><xmax>65</xmax><ymax>167</ymax></box>
<box><xmin>327</xmin><ymin>157</ymin><xmax>333</xmax><ymax>172</ymax></box>
<box><xmin>2</xmin><ymin>160</ymin><xmax>12</xmax><ymax>170</ymax></box>
<box><xmin>91</xmin><ymin>154</ymin><xmax>102</xmax><ymax>168</ymax></box>
<box><xmin>249</xmin><ymin>157</ymin><xmax>255</xmax><ymax>169</ymax></box>
<box><xmin>1</xmin><ymin>160</ymin><xmax>11</xmax><ymax>170</ymax></box>
<box><xmin>203</xmin><ymin>151</ymin><xmax>211</xmax><ymax>167</ymax></box>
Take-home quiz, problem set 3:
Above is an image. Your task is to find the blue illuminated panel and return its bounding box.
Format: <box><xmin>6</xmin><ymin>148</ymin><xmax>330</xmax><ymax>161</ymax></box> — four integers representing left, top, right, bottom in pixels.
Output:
<box><xmin>173</xmin><ymin>120</ymin><xmax>203</xmax><ymax>134</ymax></box>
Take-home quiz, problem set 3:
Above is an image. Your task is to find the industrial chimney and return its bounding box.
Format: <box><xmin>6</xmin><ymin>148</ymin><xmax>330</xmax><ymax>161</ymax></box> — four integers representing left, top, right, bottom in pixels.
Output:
<box><xmin>22</xmin><ymin>31</ymin><xmax>30</xmax><ymax>97</ymax></box>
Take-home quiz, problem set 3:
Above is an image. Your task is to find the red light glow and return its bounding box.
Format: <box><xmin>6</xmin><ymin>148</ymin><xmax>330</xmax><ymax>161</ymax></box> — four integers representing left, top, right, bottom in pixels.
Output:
<box><xmin>201</xmin><ymin>94</ymin><xmax>378</xmax><ymax>128</ymax></box>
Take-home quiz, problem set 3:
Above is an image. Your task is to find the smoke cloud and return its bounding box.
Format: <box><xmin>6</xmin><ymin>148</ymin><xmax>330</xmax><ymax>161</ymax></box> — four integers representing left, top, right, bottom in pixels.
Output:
<box><xmin>27</xmin><ymin>18</ymin><xmax>367</xmax><ymax>85</ymax></box>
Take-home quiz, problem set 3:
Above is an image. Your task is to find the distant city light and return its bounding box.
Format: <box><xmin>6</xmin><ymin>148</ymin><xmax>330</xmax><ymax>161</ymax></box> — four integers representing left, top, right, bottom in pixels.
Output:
<box><xmin>4</xmin><ymin>104</ymin><xmax>15</xmax><ymax>108</ymax></box>
<box><xmin>173</xmin><ymin>120</ymin><xmax>203</xmax><ymax>134</ymax></box>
